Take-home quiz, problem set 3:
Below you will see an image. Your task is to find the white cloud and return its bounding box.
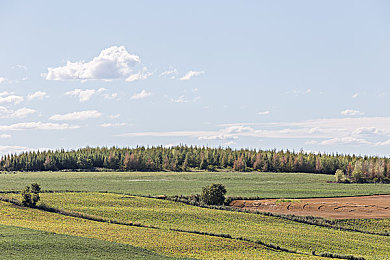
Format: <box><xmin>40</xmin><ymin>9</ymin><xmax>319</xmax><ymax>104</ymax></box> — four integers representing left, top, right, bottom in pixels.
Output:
<box><xmin>130</xmin><ymin>90</ymin><xmax>151</xmax><ymax>100</ymax></box>
<box><xmin>306</xmin><ymin>89</ymin><xmax>312</xmax><ymax>94</ymax></box>
<box><xmin>0</xmin><ymin>122</ymin><xmax>79</xmax><ymax>131</ymax></box>
<box><xmin>100</xmin><ymin>122</ymin><xmax>128</xmax><ymax>127</ymax></box>
<box><xmin>13</xmin><ymin>64</ymin><xmax>28</xmax><ymax>70</ymax></box>
<box><xmin>375</xmin><ymin>140</ymin><xmax>390</xmax><ymax>146</ymax></box>
<box><xmin>50</xmin><ymin>110</ymin><xmax>102</xmax><ymax>121</ymax></box>
<box><xmin>44</xmin><ymin>46</ymin><xmax>141</xmax><ymax>81</ymax></box>
<box><xmin>27</xmin><ymin>91</ymin><xmax>49</xmax><ymax>101</ymax></box>
<box><xmin>65</xmin><ymin>89</ymin><xmax>96</xmax><ymax>102</ymax></box>
<box><xmin>160</xmin><ymin>68</ymin><xmax>178</xmax><ymax>79</ymax></box>
<box><xmin>126</xmin><ymin>71</ymin><xmax>152</xmax><ymax>82</ymax></box>
<box><xmin>171</xmin><ymin>95</ymin><xmax>188</xmax><ymax>103</ymax></box>
<box><xmin>179</xmin><ymin>70</ymin><xmax>204</xmax><ymax>81</ymax></box>
<box><xmin>0</xmin><ymin>77</ymin><xmax>9</xmax><ymax>84</ymax></box>
<box><xmin>0</xmin><ymin>93</ymin><xmax>24</xmax><ymax>105</ymax></box>
<box><xmin>257</xmin><ymin>111</ymin><xmax>270</xmax><ymax>115</ymax></box>
<box><xmin>10</xmin><ymin>108</ymin><xmax>36</xmax><ymax>118</ymax></box>
<box><xmin>0</xmin><ymin>145</ymin><xmax>29</xmax><ymax>154</ymax></box>
<box><xmin>109</xmin><ymin>114</ymin><xmax>120</xmax><ymax>119</ymax></box>
<box><xmin>352</xmin><ymin>93</ymin><xmax>359</xmax><ymax>98</ymax></box>
<box><xmin>318</xmin><ymin>137</ymin><xmax>370</xmax><ymax>145</ymax></box>
<box><xmin>102</xmin><ymin>92</ymin><xmax>118</xmax><ymax>100</ymax></box>
<box><xmin>0</xmin><ymin>134</ymin><xmax>11</xmax><ymax>139</ymax></box>
<box><xmin>65</xmin><ymin>88</ymin><xmax>117</xmax><ymax>102</ymax></box>
<box><xmin>341</xmin><ymin>109</ymin><xmax>364</xmax><ymax>116</ymax></box>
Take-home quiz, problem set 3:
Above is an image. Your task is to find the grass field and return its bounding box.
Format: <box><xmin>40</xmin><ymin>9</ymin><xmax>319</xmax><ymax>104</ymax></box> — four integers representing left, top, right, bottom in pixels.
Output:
<box><xmin>0</xmin><ymin>200</ymin><xmax>322</xmax><ymax>260</ymax></box>
<box><xmin>0</xmin><ymin>224</ymin><xmax>175</xmax><ymax>260</ymax></box>
<box><xmin>1</xmin><ymin>171</ymin><xmax>390</xmax><ymax>198</ymax></box>
<box><xmin>6</xmin><ymin>192</ymin><xmax>385</xmax><ymax>260</ymax></box>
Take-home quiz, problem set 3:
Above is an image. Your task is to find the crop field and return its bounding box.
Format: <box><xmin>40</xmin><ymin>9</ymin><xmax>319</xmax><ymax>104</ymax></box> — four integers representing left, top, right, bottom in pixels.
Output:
<box><xmin>0</xmin><ymin>224</ymin><xmax>174</xmax><ymax>260</ymax></box>
<box><xmin>1</xmin><ymin>171</ymin><xmax>390</xmax><ymax>198</ymax></box>
<box><xmin>1</xmin><ymin>171</ymin><xmax>390</xmax><ymax>259</ymax></box>
<box><xmin>0</xmin><ymin>200</ymin><xmax>322</xmax><ymax>260</ymax></box>
<box><xmin>2</xmin><ymin>191</ymin><xmax>387</xmax><ymax>259</ymax></box>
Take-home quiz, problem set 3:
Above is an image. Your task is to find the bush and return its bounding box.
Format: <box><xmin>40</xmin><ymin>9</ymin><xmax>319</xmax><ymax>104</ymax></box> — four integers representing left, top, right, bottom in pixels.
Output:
<box><xmin>201</xmin><ymin>183</ymin><xmax>227</xmax><ymax>205</ymax></box>
<box><xmin>335</xmin><ymin>169</ymin><xmax>348</xmax><ymax>183</ymax></box>
<box><xmin>21</xmin><ymin>183</ymin><xmax>41</xmax><ymax>207</ymax></box>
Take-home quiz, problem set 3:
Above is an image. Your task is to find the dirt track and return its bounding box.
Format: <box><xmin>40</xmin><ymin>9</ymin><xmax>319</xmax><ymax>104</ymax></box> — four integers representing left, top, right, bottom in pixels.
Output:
<box><xmin>230</xmin><ymin>195</ymin><xmax>390</xmax><ymax>219</ymax></box>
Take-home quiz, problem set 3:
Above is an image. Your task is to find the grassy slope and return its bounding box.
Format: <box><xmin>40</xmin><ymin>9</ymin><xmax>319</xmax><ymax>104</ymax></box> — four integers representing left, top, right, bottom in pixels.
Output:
<box><xmin>0</xmin><ymin>201</ymin><xmax>319</xmax><ymax>260</ymax></box>
<box><xmin>30</xmin><ymin>192</ymin><xmax>390</xmax><ymax>260</ymax></box>
<box><xmin>0</xmin><ymin>224</ymin><xmax>175</xmax><ymax>260</ymax></box>
<box><xmin>1</xmin><ymin>171</ymin><xmax>390</xmax><ymax>197</ymax></box>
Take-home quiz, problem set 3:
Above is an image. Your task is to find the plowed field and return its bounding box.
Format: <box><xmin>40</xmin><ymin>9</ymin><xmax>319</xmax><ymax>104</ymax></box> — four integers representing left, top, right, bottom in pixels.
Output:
<box><xmin>230</xmin><ymin>195</ymin><xmax>390</xmax><ymax>219</ymax></box>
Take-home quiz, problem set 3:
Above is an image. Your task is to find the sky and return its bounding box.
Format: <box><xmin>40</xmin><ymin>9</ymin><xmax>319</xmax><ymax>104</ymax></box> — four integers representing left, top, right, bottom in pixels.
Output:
<box><xmin>0</xmin><ymin>0</ymin><xmax>390</xmax><ymax>156</ymax></box>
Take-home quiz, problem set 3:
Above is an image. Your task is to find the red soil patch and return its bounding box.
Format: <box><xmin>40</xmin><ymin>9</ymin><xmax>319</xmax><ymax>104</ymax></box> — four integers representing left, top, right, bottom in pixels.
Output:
<box><xmin>230</xmin><ymin>195</ymin><xmax>390</xmax><ymax>219</ymax></box>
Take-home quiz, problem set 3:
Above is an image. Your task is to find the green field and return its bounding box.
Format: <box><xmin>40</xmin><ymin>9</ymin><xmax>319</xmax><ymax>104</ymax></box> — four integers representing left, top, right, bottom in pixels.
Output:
<box><xmin>1</xmin><ymin>171</ymin><xmax>390</xmax><ymax>198</ymax></box>
<box><xmin>1</xmin><ymin>171</ymin><xmax>389</xmax><ymax>259</ymax></box>
<box><xmin>12</xmin><ymin>192</ymin><xmax>385</xmax><ymax>260</ymax></box>
<box><xmin>0</xmin><ymin>200</ymin><xmax>321</xmax><ymax>260</ymax></box>
<box><xmin>0</xmin><ymin>224</ymin><xmax>176</xmax><ymax>260</ymax></box>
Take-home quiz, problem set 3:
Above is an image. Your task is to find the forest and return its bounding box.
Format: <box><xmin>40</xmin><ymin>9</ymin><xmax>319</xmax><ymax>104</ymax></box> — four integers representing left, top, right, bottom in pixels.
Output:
<box><xmin>1</xmin><ymin>146</ymin><xmax>389</xmax><ymax>183</ymax></box>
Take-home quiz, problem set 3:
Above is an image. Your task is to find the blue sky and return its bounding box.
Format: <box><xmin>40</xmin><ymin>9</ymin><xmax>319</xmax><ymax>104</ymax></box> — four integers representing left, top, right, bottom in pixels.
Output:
<box><xmin>0</xmin><ymin>0</ymin><xmax>390</xmax><ymax>156</ymax></box>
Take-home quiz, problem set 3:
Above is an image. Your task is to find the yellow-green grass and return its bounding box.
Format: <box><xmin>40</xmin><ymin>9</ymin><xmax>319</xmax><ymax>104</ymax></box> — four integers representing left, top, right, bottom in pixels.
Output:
<box><xmin>0</xmin><ymin>224</ymin><xmax>176</xmax><ymax>260</ymax></box>
<box><xmin>0</xmin><ymin>201</ymin><xmax>321</xmax><ymax>260</ymax></box>
<box><xmin>27</xmin><ymin>192</ymin><xmax>390</xmax><ymax>260</ymax></box>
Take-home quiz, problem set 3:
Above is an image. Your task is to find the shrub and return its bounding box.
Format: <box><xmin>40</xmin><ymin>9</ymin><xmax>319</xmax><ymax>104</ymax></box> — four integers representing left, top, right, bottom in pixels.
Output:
<box><xmin>21</xmin><ymin>183</ymin><xmax>41</xmax><ymax>207</ymax></box>
<box><xmin>201</xmin><ymin>183</ymin><xmax>227</xmax><ymax>205</ymax></box>
<box><xmin>335</xmin><ymin>169</ymin><xmax>348</xmax><ymax>183</ymax></box>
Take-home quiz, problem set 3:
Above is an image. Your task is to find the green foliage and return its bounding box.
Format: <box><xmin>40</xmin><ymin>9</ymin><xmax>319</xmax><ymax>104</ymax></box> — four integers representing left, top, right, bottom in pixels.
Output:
<box><xmin>1</xmin><ymin>146</ymin><xmax>390</xmax><ymax>183</ymax></box>
<box><xmin>201</xmin><ymin>184</ymin><xmax>227</xmax><ymax>205</ymax></box>
<box><xmin>21</xmin><ymin>183</ymin><xmax>41</xmax><ymax>207</ymax></box>
<box><xmin>335</xmin><ymin>169</ymin><xmax>348</xmax><ymax>183</ymax></box>
<box><xmin>351</xmin><ymin>162</ymin><xmax>365</xmax><ymax>183</ymax></box>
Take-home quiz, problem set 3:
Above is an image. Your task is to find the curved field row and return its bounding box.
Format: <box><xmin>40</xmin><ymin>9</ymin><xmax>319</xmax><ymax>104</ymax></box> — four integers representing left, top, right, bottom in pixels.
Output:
<box><xmin>0</xmin><ymin>201</ymin><xmax>319</xmax><ymax>260</ymax></box>
<box><xmin>0</xmin><ymin>224</ymin><xmax>173</xmax><ymax>260</ymax></box>
<box><xmin>22</xmin><ymin>192</ymin><xmax>390</xmax><ymax>260</ymax></box>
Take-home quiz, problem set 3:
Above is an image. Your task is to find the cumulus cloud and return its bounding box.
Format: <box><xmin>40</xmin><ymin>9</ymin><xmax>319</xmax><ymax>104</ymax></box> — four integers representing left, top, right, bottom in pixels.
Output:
<box><xmin>65</xmin><ymin>89</ymin><xmax>98</xmax><ymax>102</ymax></box>
<box><xmin>0</xmin><ymin>122</ymin><xmax>79</xmax><ymax>131</ymax></box>
<box><xmin>0</xmin><ymin>92</ymin><xmax>24</xmax><ymax>105</ymax></box>
<box><xmin>0</xmin><ymin>134</ymin><xmax>11</xmax><ymax>138</ymax></box>
<box><xmin>179</xmin><ymin>70</ymin><xmax>204</xmax><ymax>81</ymax></box>
<box><xmin>257</xmin><ymin>111</ymin><xmax>270</xmax><ymax>115</ymax></box>
<box><xmin>27</xmin><ymin>91</ymin><xmax>49</xmax><ymax>101</ymax></box>
<box><xmin>44</xmin><ymin>46</ymin><xmax>142</xmax><ymax>81</ymax></box>
<box><xmin>126</xmin><ymin>70</ymin><xmax>152</xmax><ymax>82</ymax></box>
<box><xmin>49</xmin><ymin>110</ymin><xmax>102</xmax><ymax>121</ymax></box>
<box><xmin>340</xmin><ymin>109</ymin><xmax>364</xmax><ymax>116</ymax></box>
<box><xmin>131</xmin><ymin>90</ymin><xmax>151</xmax><ymax>100</ymax></box>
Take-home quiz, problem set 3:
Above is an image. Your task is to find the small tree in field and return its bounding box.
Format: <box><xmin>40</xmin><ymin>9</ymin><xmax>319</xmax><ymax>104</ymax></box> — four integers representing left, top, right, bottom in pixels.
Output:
<box><xmin>201</xmin><ymin>183</ymin><xmax>227</xmax><ymax>205</ymax></box>
<box><xmin>21</xmin><ymin>183</ymin><xmax>41</xmax><ymax>207</ymax></box>
<box><xmin>335</xmin><ymin>169</ymin><xmax>347</xmax><ymax>183</ymax></box>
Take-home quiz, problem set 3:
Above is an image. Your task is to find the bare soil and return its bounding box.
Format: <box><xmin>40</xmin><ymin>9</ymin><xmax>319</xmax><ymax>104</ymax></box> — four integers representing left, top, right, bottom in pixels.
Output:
<box><xmin>230</xmin><ymin>195</ymin><xmax>390</xmax><ymax>219</ymax></box>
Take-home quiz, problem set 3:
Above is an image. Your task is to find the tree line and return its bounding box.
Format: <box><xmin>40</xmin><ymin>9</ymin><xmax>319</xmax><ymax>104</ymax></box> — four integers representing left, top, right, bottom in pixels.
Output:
<box><xmin>0</xmin><ymin>146</ymin><xmax>389</xmax><ymax>182</ymax></box>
